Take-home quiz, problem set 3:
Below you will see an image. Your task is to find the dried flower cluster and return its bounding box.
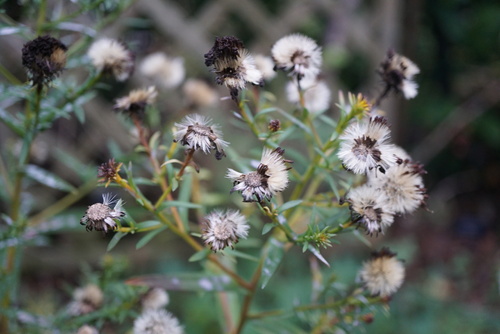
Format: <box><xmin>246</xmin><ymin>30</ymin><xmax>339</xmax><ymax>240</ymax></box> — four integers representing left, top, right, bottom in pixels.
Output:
<box><xmin>204</xmin><ymin>36</ymin><xmax>263</xmax><ymax>99</ymax></box>
<box><xmin>227</xmin><ymin>147</ymin><xmax>291</xmax><ymax>202</ymax></box>
<box><xmin>378</xmin><ymin>49</ymin><xmax>420</xmax><ymax>99</ymax></box>
<box><xmin>80</xmin><ymin>193</ymin><xmax>125</xmax><ymax>232</ymax></box>
<box><xmin>202</xmin><ymin>209</ymin><xmax>249</xmax><ymax>251</ymax></box>
<box><xmin>22</xmin><ymin>35</ymin><xmax>67</xmax><ymax>86</ymax></box>
<box><xmin>114</xmin><ymin>86</ymin><xmax>158</xmax><ymax>119</ymax></box>
<box><xmin>358</xmin><ymin>248</ymin><xmax>405</xmax><ymax>297</ymax></box>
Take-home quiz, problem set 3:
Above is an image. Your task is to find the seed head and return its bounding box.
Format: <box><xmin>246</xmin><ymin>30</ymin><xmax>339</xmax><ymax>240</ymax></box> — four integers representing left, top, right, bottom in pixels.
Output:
<box><xmin>87</xmin><ymin>38</ymin><xmax>134</xmax><ymax>81</ymax></box>
<box><xmin>22</xmin><ymin>35</ymin><xmax>67</xmax><ymax>86</ymax></box>
<box><xmin>358</xmin><ymin>248</ymin><xmax>405</xmax><ymax>297</ymax></box>
<box><xmin>378</xmin><ymin>49</ymin><xmax>420</xmax><ymax>99</ymax></box>
<box><xmin>202</xmin><ymin>209</ymin><xmax>249</xmax><ymax>252</ymax></box>
<box><xmin>80</xmin><ymin>193</ymin><xmax>125</xmax><ymax>232</ymax></box>
<box><xmin>68</xmin><ymin>284</ymin><xmax>103</xmax><ymax>316</ymax></box>
<box><xmin>140</xmin><ymin>52</ymin><xmax>185</xmax><ymax>89</ymax></box>
<box><xmin>97</xmin><ymin>158</ymin><xmax>122</xmax><ymax>187</ymax></box>
<box><xmin>133</xmin><ymin>309</ymin><xmax>184</xmax><ymax>334</ymax></box>
<box><xmin>114</xmin><ymin>86</ymin><xmax>158</xmax><ymax>119</ymax></box>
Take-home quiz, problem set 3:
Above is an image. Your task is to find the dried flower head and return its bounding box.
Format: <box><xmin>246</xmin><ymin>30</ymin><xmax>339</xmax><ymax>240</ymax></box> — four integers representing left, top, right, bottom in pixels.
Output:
<box><xmin>182</xmin><ymin>79</ymin><xmax>218</xmax><ymax>107</ymax></box>
<box><xmin>87</xmin><ymin>38</ymin><xmax>134</xmax><ymax>81</ymax></box>
<box><xmin>76</xmin><ymin>325</ymin><xmax>99</xmax><ymax>334</ymax></box>
<box><xmin>173</xmin><ymin>114</ymin><xmax>229</xmax><ymax>160</ymax></box>
<box><xmin>286</xmin><ymin>75</ymin><xmax>331</xmax><ymax>113</ymax></box>
<box><xmin>202</xmin><ymin>209</ymin><xmax>249</xmax><ymax>251</ymax></box>
<box><xmin>346</xmin><ymin>184</ymin><xmax>395</xmax><ymax>235</ymax></box>
<box><xmin>98</xmin><ymin>158</ymin><xmax>123</xmax><ymax>187</ymax></box>
<box><xmin>268</xmin><ymin>119</ymin><xmax>281</xmax><ymax>132</ymax></box>
<box><xmin>271</xmin><ymin>33</ymin><xmax>322</xmax><ymax>80</ymax></box>
<box><xmin>338</xmin><ymin>116</ymin><xmax>398</xmax><ymax>174</ymax></box>
<box><xmin>254</xmin><ymin>54</ymin><xmax>276</xmax><ymax>81</ymax></box>
<box><xmin>80</xmin><ymin>194</ymin><xmax>125</xmax><ymax>232</ymax></box>
<box><xmin>140</xmin><ymin>52</ymin><xmax>185</xmax><ymax>89</ymax></box>
<box><xmin>133</xmin><ymin>309</ymin><xmax>183</xmax><ymax>334</ymax></box>
<box><xmin>358</xmin><ymin>248</ymin><xmax>405</xmax><ymax>297</ymax></box>
<box><xmin>142</xmin><ymin>288</ymin><xmax>170</xmax><ymax>311</ymax></box>
<box><xmin>22</xmin><ymin>35</ymin><xmax>67</xmax><ymax>86</ymax></box>
<box><xmin>378</xmin><ymin>49</ymin><xmax>420</xmax><ymax>99</ymax></box>
<box><xmin>227</xmin><ymin>147</ymin><xmax>291</xmax><ymax>202</ymax></box>
<box><xmin>68</xmin><ymin>284</ymin><xmax>103</xmax><ymax>316</ymax></box>
<box><xmin>368</xmin><ymin>159</ymin><xmax>427</xmax><ymax>215</ymax></box>
<box><xmin>204</xmin><ymin>36</ymin><xmax>263</xmax><ymax>99</ymax></box>
<box><xmin>114</xmin><ymin>86</ymin><xmax>158</xmax><ymax>119</ymax></box>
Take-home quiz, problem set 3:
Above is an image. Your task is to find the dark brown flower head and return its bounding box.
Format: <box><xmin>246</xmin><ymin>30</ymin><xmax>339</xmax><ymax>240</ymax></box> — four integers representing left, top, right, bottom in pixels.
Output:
<box><xmin>204</xmin><ymin>36</ymin><xmax>244</xmax><ymax>67</ymax></box>
<box><xmin>22</xmin><ymin>35</ymin><xmax>67</xmax><ymax>86</ymax></box>
<box><xmin>204</xmin><ymin>36</ymin><xmax>263</xmax><ymax>100</ymax></box>
<box><xmin>268</xmin><ymin>119</ymin><xmax>281</xmax><ymax>132</ymax></box>
<box><xmin>98</xmin><ymin>158</ymin><xmax>122</xmax><ymax>187</ymax></box>
<box><xmin>378</xmin><ymin>49</ymin><xmax>420</xmax><ymax>99</ymax></box>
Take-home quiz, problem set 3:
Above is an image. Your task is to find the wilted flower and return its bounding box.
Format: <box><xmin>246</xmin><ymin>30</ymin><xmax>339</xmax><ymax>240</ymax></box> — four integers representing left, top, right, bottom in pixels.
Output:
<box><xmin>254</xmin><ymin>54</ymin><xmax>276</xmax><ymax>81</ymax></box>
<box><xmin>68</xmin><ymin>284</ymin><xmax>103</xmax><ymax>316</ymax></box>
<box><xmin>173</xmin><ymin>114</ymin><xmax>229</xmax><ymax>160</ymax></box>
<box><xmin>268</xmin><ymin>119</ymin><xmax>281</xmax><ymax>132</ymax></box>
<box><xmin>345</xmin><ymin>184</ymin><xmax>394</xmax><ymax>235</ymax></box>
<box><xmin>271</xmin><ymin>33</ymin><xmax>322</xmax><ymax>80</ymax></box>
<box><xmin>98</xmin><ymin>158</ymin><xmax>122</xmax><ymax>187</ymax></box>
<box><xmin>80</xmin><ymin>193</ymin><xmax>125</xmax><ymax>232</ymax></box>
<box><xmin>202</xmin><ymin>209</ymin><xmax>249</xmax><ymax>251</ymax></box>
<box><xmin>286</xmin><ymin>75</ymin><xmax>331</xmax><ymax>113</ymax></box>
<box><xmin>114</xmin><ymin>86</ymin><xmax>158</xmax><ymax>119</ymax></box>
<box><xmin>142</xmin><ymin>288</ymin><xmax>170</xmax><ymax>311</ymax></box>
<box><xmin>76</xmin><ymin>325</ymin><xmax>99</xmax><ymax>334</ymax></box>
<box><xmin>204</xmin><ymin>36</ymin><xmax>263</xmax><ymax>99</ymax></box>
<box><xmin>87</xmin><ymin>38</ymin><xmax>134</xmax><ymax>81</ymax></box>
<box><xmin>378</xmin><ymin>49</ymin><xmax>420</xmax><ymax>99</ymax></box>
<box><xmin>368</xmin><ymin>159</ymin><xmax>427</xmax><ymax>215</ymax></box>
<box><xmin>338</xmin><ymin>116</ymin><xmax>398</xmax><ymax>175</ymax></box>
<box><xmin>227</xmin><ymin>147</ymin><xmax>291</xmax><ymax>202</ymax></box>
<box><xmin>133</xmin><ymin>309</ymin><xmax>183</xmax><ymax>334</ymax></box>
<box><xmin>22</xmin><ymin>35</ymin><xmax>67</xmax><ymax>86</ymax></box>
<box><xmin>182</xmin><ymin>79</ymin><xmax>218</xmax><ymax>108</ymax></box>
<box><xmin>140</xmin><ymin>52</ymin><xmax>185</xmax><ymax>89</ymax></box>
<box><xmin>358</xmin><ymin>248</ymin><xmax>405</xmax><ymax>297</ymax></box>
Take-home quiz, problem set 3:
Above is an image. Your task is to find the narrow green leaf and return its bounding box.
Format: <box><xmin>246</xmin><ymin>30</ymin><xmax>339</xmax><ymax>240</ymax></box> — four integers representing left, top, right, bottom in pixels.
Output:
<box><xmin>54</xmin><ymin>148</ymin><xmax>94</xmax><ymax>181</ymax></box>
<box><xmin>276</xmin><ymin>108</ymin><xmax>312</xmax><ymax>134</ymax></box>
<box><xmin>224</xmin><ymin>249</ymin><xmax>259</xmax><ymax>262</ymax></box>
<box><xmin>261</xmin><ymin>223</ymin><xmax>274</xmax><ymax>235</ymax></box>
<box><xmin>126</xmin><ymin>273</ymin><xmax>238</xmax><ymax>292</ymax></box>
<box><xmin>307</xmin><ymin>244</ymin><xmax>330</xmax><ymax>267</ymax></box>
<box><xmin>277</xmin><ymin>200</ymin><xmax>303</xmax><ymax>213</ymax></box>
<box><xmin>188</xmin><ymin>249</ymin><xmax>210</xmax><ymax>262</ymax></box>
<box><xmin>159</xmin><ymin>201</ymin><xmax>203</xmax><ymax>210</ymax></box>
<box><xmin>25</xmin><ymin>165</ymin><xmax>75</xmax><ymax>192</ymax></box>
<box><xmin>136</xmin><ymin>227</ymin><xmax>166</xmax><ymax>249</ymax></box>
<box><xmin>107</xmin><ymin>232</ymin><xmax>128</xmax><ymax>251</ymax></box>
<box><xmin>136</xmin><ymin>220</ymin><xmax>162</xmax><ymax>229</ymax></box>
<box><xmin>260</xmin><ymin>237</ymin><xmax>285</xmax><ymax>289</ymax></box>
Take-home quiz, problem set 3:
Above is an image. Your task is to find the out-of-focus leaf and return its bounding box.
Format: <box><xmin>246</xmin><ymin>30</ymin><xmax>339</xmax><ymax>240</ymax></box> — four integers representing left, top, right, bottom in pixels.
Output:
<box><xmin>224</xmin><ymin>249</ymin><xmax>259</xmax><ymax>262</ymax></box>
<box><xmin>25</xmin><ymin>165</ymin><xmax>75</xmax><ymax>192</ymax></box>
<box><xmin>277</xmin><ymin>200</ymin><xmax>303</xmax><ymax>213</ymax></box>
<box><xmin>136</xmin><ymin>227</ymin><xmax>166</xmax><ymax>249</ymax></box>
<box><xmin>276</xmin><ymin>108</ymin><xmax>312</xmax><ymax>134</ymax></box>
<box><xmin>260</xmin><ymin>237</ymin><xmax>285</xmax><ymax>289</ymax></box>
<box><xmin>136</xmin><ymin>220</ymin><xmax>162</xmax><ymax>229</ymax></box>
<box><xmin>0</xmin><ymin>26</ymin><xmax>29</xmax><ymax>36</ymax></box>
<box><xmin>0</xmin><ymin>108</ymin><xmax>24</xmax><ymax>136</ymax></box>
<box><xmin>54</xmin><ymin>148</ymin><xmax>94</xmax><ymax>181</ymax></box>
<box><xmin>107</xmin><ymin>232</ymin><xmax>127</xmax><ymax>251</ymax></box>
<box><xmin>262</xmin><ymin>223</ymin><xmax>274</xmax><ymax>235</ymax></box>
<box><xmin>158</xmin><ymin>201</ymin><xmax>202</xmax><ymax>210</ymax></box>
<box><xmin>126</xmin><ymin>273</ymin><xmax>238</xmax><ymax>292</ymax></box>
<box><xmin>189</xmin><ymin>248</ymin><xmax>210</xmax><ymax>262</ymax></box>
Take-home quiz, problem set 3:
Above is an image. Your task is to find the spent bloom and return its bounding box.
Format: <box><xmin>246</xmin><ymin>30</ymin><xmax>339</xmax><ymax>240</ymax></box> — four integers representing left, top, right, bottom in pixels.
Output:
<box><xmin>254</xmin><ymin>54</ymin><xmax>276</xmax><ymax>81</ymax></box>
<box><xmin>140</xmin><ymin>52</ymin><xmax>185</xmax><ymax>89</ymax></box>
<box><xmin>87</xmin><ymin>38</ymin><xmax>134</xmax><ymax>81</ymax></box>
<box><xmin>142</xmin><ymin>288</ymin><xmax>170</xmax><ymax>311</ymax></box>
<box><xmin>133</xmin><ymin>309</ymin><xmax>183</xmax><ymax>334</ymax></box>
<box><xmin>358</xmin><ymin>248</ymin><xmax>405</xmax><ymax>297</ymax></box>
<box><xmin>338</xmin><ymin>116</ymin><xmax>398</xmax><ymax>174</ymax></box>
<box><xmin>204</xmin><ymin>36</ymin><xmax>263</xmax><ymax>99</ymax></box>
<box><xmin>76</xmin><ymin>325</ymin><xmax>98</xmax><ymax>334</ymax></box>
<box><xmin>345</xmin><ymin>184</ymin><xmax>395</xmax><ymax>235</ymax></box>
<box><xmin>202</xmin><ymin>209</ymin><xmax>250</xmax><ymax>251</ymax></box>
<box><xmin>22</xmin><ymin>35</ymin><xmax>67</xmax><ymax>86</ymax></box>
<box><xmin>227</xmin><ymin>147</ymin><xmax>291</xmax><ymax>202</ymax></box>
<box><xmin>97</xmin><ymin>158</ymin><xmax>123</xmax><ymax>187</ymax></box>
<box><xmin>368</xmin><ymin>159</ymin><xmax>427</xmax><ymax>215</ymax></box>
<box><xmin>378</xmin><ymin>49</ymin><xmax>420</xmax><ymax>99</ymax></box>
<box><xmin>286</xmin><ymin>75</ymin><xmax>331</xmax><ymax>113</ymax></box>
<box><xmin>271</xmin><ymin>33</ymin><xmax>322</xmax><ymax>80</ymax></box>
<box><xmin>173</xmin><ymin>114</ymin><xmax>229</xmax><ymax>160</ymax></box>
<box><xmin>114</xmin><ymin>86</ymin><xmax>158</xmax><ymax>119</ymax></box>
<box><xmin>68</xmin><ymin>284</ymin><xmax>103</xmax><ymax>316</ymax></box>
<box><xmin>80</xmin><ymin>193</ymin><xmax>125</xmax><ymax>232</ymax></box>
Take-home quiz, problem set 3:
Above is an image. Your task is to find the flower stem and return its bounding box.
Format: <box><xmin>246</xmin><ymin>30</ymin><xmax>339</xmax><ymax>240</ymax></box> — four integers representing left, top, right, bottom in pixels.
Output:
<box><xmin>176</xmin><ymin>148</ymin><xmax>195</xmax><ymax>179</ymax></box>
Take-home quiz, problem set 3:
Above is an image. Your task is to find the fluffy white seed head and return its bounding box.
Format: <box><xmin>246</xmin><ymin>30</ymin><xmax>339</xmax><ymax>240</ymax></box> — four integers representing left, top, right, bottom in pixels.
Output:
<box><xmin>254</xmin><ymin>54</ymin><xmax>276</xmax><ymax>81</ymax></box>
<box><xmin>358</xmin><ymin>248</ymin><xmax>405</xmax><ymax>297</ymax></box>
<box><xmin>202</xmin><ymin>210</ymin><xmax>249</xmax><ymax>252</ymax></box>
<box><xmin>87</xmin><ymin>38</ymin><xmax>134</xmax><ymax>81</ymax></box>
<box><xmin>133</xmin><ymin>309</ymin><xmax>183</xmax><ymax>334</ymax></box>
<box><xmin>286</xmin><ymin>75</ymin><xmax>331</xmax><ymax>113</ymax></box>
<box><xmin>140</xmin><ymin>52</ymin><xmax>185</xmax><ymax>89</ymax></box>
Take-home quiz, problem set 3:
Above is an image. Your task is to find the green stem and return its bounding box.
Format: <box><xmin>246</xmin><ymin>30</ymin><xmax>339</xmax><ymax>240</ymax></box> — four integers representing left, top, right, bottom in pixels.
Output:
<box><xmin>35</xmin><ymin>0</ymin><xmax>47</xmax><ymax>35</ymax></box>
<box><xmin>0</xmin><ymin>64</ymin><xmax>22</xmax><ymax>85</ymax></box>
<box><xmin>232</xmin><ymin>261</ymin><xmax>263</xmax><ymax>334</ymax></box>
